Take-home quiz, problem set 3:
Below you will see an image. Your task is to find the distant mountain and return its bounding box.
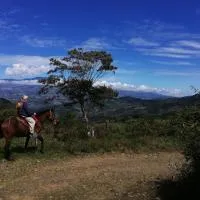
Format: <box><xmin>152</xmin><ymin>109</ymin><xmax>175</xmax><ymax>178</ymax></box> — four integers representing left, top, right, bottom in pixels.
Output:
<box><xmin>90</xmin><ymin>94</ymin><xmax>200</xmax><ymax>121</ymax></box>
<box><xmin>0</xmin><ymin>81</ymin><xmax>173</xmax><ymax>101</ymax></box>
<box><xmin>0</xmin><ymin>98</ymin><xmax>12</xmax><ymax>104</ymax></box>
<box><xmin>0</xmin><ymin>77</ymin><xmax>44</xmax><ymax>81</ymax></box>
<box><xmin>0</xmin><ymin>83</ymin><xmax>68</xmax><ymax>113</ymax></box>
<box><xmin>118</xmin><ymin>90</ymin><xmax>172</xmax><ymax>100</ymax></box>
<box><xmin>0</xmin><ymin>98</ymin><xmax>12</xmax><ymax>108</ymax></box>
<box><xmin>0</xmin><ymin>83</ymin><xmax>41</xmax><ymax>101</ymax></box>
<box><xmin>0</xmin><ymin>81</ymin><xmax>200</xmax><ymax>121</ymax></box>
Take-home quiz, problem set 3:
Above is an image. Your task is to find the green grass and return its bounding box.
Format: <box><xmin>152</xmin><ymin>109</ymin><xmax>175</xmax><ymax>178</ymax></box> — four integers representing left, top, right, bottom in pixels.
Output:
<box><xmin>0</xmin><ymin>134</ymin><xmax>183</xmax><ymax>161</ymax></box>
<box><xmin>0</xmin><ymin>116</ymin><xmax>185</xmax><ymax>160</ymax></box>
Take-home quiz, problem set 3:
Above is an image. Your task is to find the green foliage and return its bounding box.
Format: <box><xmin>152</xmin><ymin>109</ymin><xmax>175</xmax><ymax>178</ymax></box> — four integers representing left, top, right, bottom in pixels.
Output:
<box><xmin>0</xmin><ymin>108</ymin><xmax>16</xmax><ymax>121</ymax></box>
<box><xmin>48</xmin><ymin>115</ymin><xmax>184</xmax><ymax>154</ymax></box>
<box><xmin>176</xmin><ymin>107</ymin><xmax>200</xmax><ymax>167</ymax></box>
<box><xmin>1</xmin><ymin>97</ymin><xmax>199</xmax><ymax>157</ymax></box>
<box><xmin>0</xmin><ymin>99</ymin><xmax>15</xmax><ymax>120</ymax></box>
<box><xmin>156</xmin><ymin>106</ymin><xmax>200</xmax><ymax>200</ymax></box>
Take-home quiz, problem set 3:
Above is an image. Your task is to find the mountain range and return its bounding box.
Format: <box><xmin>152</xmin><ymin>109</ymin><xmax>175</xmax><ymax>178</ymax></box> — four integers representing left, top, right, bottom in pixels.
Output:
<box><xmin>0</xmin><ymin>81</ymin><xmax>199</xmax><ymax>121</ymax></box>
<box><xmin>0</xmin><ymin>78</ymin><xmax>172</xmax><ymax>101</ymax></box>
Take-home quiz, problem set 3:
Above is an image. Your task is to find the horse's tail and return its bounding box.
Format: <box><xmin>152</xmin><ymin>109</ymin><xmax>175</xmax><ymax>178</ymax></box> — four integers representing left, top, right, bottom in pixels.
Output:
<box><xmin>0</xmin><ymin>117</ymin><xmax>14</xmax><ymax>139</ymax></box>
<box><xmin>0</xmin><ymin>120</ymin><xmax>3</xmax><ymax>138</ymax></box>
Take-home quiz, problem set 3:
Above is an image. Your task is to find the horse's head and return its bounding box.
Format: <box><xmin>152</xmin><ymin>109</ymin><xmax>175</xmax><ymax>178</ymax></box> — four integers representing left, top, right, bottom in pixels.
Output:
<box><xmin>36</xmin><ymin>107</ymin><xmax>59</xmax><ymax>125</ymax></box>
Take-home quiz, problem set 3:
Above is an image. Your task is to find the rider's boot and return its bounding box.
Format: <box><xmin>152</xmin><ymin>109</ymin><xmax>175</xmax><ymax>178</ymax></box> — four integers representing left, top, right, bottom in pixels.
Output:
<box><xmin>29</xmin><ymin>132</ymin><xmax>37</xmax><ymax>138</ymax></box>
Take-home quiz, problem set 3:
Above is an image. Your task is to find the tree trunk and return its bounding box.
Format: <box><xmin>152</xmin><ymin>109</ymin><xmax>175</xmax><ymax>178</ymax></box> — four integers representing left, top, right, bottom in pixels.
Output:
<box><xmin>80</xmin><ymin>104</ymin><xmax>89</xmax><ymax>128</ymax></box>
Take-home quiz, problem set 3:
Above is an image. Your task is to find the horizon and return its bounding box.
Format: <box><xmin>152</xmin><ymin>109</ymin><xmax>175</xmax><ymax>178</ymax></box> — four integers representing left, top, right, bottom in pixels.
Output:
<box><xmin>0</xmin><ymin>0</ymin><xmax>200</xmax><ymax>97</ymax></box>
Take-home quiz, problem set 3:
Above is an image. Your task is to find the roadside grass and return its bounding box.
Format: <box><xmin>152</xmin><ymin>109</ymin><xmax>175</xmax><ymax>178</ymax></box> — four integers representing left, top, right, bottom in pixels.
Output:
<box><xmin>0</xmin><ymin>133</ymin><xmax>183</xmax><ymax>161</ymax></box>
<box><xmin>0</xmin><ymin>116</ymin><xmax>184</xmax><ymax>161</ymax></box>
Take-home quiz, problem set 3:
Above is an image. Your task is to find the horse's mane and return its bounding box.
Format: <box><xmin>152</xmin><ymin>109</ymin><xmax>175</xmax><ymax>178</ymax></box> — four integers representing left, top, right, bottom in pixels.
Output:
<box><xmin>37</xmin><ymin>108</ymin><xmax>53</xmax><ymax>116</ymax></box>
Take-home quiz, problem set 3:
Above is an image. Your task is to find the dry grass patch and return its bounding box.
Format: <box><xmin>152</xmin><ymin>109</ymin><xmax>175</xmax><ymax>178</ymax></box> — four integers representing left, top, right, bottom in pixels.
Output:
<box><xmin>0</xmin><ymin>152</ymin><xmax>184</xmax><ymax>200</ymax></box>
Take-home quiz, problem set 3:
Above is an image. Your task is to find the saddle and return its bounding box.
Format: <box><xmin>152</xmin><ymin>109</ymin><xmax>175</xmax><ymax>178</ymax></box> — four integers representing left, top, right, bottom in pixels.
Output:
<box><xmin>17</xmin><ymin>115</ymin><xmax>39</xmax><ymax>128</ymax></box>
<box><xmin>17</xmin><ymin>117</ymin><xmax>29</xmax><ymax>128</ymax></box>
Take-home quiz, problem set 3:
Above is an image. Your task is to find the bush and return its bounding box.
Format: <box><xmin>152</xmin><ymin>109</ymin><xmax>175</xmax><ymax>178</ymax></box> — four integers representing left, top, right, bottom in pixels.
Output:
<box><xmin>50</xmin><ymin>114</ymin><xmax>184</xmax><ymax>154</ymax></box>
<box><xmin>0</xmin><ymin>108</ymin><xmax>16</xmax><ymax>121</ymax></box>
<box><xmin>157</xmin><ymin>107</ymin><xmax>200</xmax><ymax>200</ymax></box>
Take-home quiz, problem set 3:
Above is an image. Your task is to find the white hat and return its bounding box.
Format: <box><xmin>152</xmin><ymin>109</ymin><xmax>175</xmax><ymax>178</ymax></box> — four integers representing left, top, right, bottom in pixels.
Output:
<box><xmin>21</xmin><ymin>95</ymin><xmax>28</xmax><ymax>100</ymax></box>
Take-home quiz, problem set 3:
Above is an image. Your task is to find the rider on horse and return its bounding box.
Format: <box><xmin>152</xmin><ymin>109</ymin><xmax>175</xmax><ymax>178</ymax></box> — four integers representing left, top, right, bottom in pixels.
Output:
<box><xmin>16</xmin><ymin>95</ymin><xmax>37</xmax><ymax>137</ymax></box>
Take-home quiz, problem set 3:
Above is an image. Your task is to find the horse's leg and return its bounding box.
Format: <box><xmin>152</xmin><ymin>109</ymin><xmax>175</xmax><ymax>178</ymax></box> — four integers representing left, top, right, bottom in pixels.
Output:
<box><xmin>34</xmin><ymin>138</ymin><xmax>38</xmax><ymax>150</ymax></box>
<box><xmin>37</xmin><ymin>135</ymin><xmax>44</xmax><ymax>153</ymax></box>
<box><xmin>24</xmin><ymin>135</ymin><xmax>30</xmax><ymax>151</ymax></box>
<box><xmin>4</xmin><ymin>139</ymin><xmax>14</xmax><ymax>161</ymax></box>
<box><xmin>33</xmin><ymin>138</ymin><xmax>38</xmax><ymax>152</ymax></box>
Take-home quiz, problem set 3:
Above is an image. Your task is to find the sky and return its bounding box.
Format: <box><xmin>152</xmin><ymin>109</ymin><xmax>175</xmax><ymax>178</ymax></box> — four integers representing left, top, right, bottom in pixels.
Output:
<box><xmin>0</xmin><ymin>0</ymin><xmax>200</xmax><ymax>96</ymax></box>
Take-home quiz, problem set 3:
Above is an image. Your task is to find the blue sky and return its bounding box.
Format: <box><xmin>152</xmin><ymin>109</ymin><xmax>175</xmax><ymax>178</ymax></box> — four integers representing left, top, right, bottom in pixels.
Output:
<box><xmin>0</xmin><ymin>0</ymin><xmax>200</xmax><ymax>96</ymax></box>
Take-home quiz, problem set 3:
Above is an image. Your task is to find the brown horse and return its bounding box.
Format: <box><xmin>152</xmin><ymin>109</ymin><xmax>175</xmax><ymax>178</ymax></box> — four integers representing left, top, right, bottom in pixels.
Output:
<box><xmin>0</xmin><ymin>108</ymin><xmax>58</xmax><ymax>160</ymax></box>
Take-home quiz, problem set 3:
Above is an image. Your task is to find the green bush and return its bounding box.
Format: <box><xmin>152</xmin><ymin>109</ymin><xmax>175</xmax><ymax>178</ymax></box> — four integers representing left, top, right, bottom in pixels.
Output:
<box><xmin>0</xmin><ymin>108</ymin><xmax>16</xmax><ymax>121</ymax></box>
<box><xmin>49</xmin><ymin>114</ymin><xmax>184</xmax><ymax>154</ymax></box>
<box><xmin>156</xmin><ymin>107</ymin><xmax>200</xmax><ymax>200</ymax></box>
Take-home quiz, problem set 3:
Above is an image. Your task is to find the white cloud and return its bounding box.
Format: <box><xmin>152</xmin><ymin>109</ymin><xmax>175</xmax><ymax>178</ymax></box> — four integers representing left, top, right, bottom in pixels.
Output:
<box><xmin>137</xmin><ymin>47</ymin><xmax>200</xmax><ymax>55</ymax></box>
<box><xmin>127</xmin><ymin>37</ymin><xmax>159</xmax><ymax>47</ymax></box>
<box><xmin>151</xmin><ymin>60</ymin><xmax>195</xmax><ymax>66</ymax></box>
<box><xmin>113</xmin><ymin>60</ymin><xmax>137</xmax><ymax>66</ymax></box>
<box><xmin>0</xmin><ymin>54</ymin><xmax>53</xmax><ymax>77</ymax></box>
<box><xmin>22</xmin><ymin>36</ymin><xmax>67</xmax><ymax>48</ymax></box>
<box><xmin>80</xmin><ymin>38</ymin><xmax>111</xmax><ymax>50</ymax></box>
<box><xmin>0</xmin><ymin>8</ymin><xmax>20</xmax><ymax>17</ymax></box>
<box><xmin>0</xmin><ymin>54</ymin><xmax>51</xmax><ymax>66</ymax></box>
<box><xmin>78</xmin><ymin>37</ymin><xmax>123</xmax><ymax>51</ymax></box>
<box><xmin>143</xmin><ymin>53</ymin><xmax>191</xmax><ymax>58</ymax></box>
<box><xmin>123</xmin><ymin>20</ymin><xmax>189</xmax><ymax>43</ymax></box>
<box><xmin>122</xmin><ymin>20</ymin><xmax>200</xmax><ymax>59</ymax></box>
<box><xmin>7</xmin><ymin>8</ymin><xmax>20</xmax><ymax>15</ymax></box>
<box><xmin>136</xmin><ymin>46</ymin><xmax>200</xmax><ymax>58</ymax></box>
<box><xmin>154</xmin><ymin>70</ymin><xmax>200</xmax><ymax>76</ymax></box>
<box><xmin>94</xmin><ymin>80</ymin><xmax>183</xmax><ymax>97</ymax></box>
<box><xmin>0</xmin><ymin>79</ymin><xmax>39</xmax><ymax>85</ymax></box>
<box><xmin>0</xmin><ymin>18</ymin><xmax>21</xmax><ymax>38</ymax></box>
<box><xmin>159</xmin><ymin>47</ymin><xmax>200</xmax><ymax>54</ymax></box>
<box><xmin>0</xmin><ymin>9</ymin><xmax>22</xmax><ymax>39</ymax></box>
<box><xmin>124</xmin><ymin>20</ymin><xmax>184</xmax><ymax>34</ymax></box>
<box><xmin>117</xmin><ymin>69</ymin><xmax>137</xmax><ymax>75</ymax></box>
<box><xmin>5</xmin><ymin>63</ymin><xmax>51</xmax><ymax>76</ymax></box>
<box><xmin>176</xmin><ymin>40</ymin><xmax>200</xmax><ymax>49</ymax></box>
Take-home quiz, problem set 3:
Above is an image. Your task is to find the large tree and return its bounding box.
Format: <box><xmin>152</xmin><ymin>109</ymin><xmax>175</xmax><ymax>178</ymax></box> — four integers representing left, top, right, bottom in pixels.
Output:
<box><xmin>39</xmin><ymin>48</ymin><xmax>118</xmax><ymax>125</ymax></box>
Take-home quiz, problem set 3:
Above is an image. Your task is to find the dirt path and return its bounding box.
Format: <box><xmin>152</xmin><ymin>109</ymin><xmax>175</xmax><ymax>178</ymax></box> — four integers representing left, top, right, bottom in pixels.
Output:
<box><xmin>0</xmin><ymin>152</ymin><xmax>184</xmax><ymax>200</ymax></box>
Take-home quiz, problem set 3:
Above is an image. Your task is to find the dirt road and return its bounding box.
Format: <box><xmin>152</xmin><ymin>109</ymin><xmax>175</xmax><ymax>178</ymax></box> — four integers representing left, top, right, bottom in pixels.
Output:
<box><xmin>0</xmin><ymin>152</ymin><xmax>184</xmax><ymax>200</ymax></box>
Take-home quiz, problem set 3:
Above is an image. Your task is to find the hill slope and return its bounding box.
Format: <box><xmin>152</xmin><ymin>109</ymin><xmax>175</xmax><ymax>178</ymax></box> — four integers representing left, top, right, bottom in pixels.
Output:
<box><xmin>90</xmin><ymin>94</ymin><xmax>200</xmax><ymax>120</ymax></box>
<box><xmin>0</xmin><ymin>98</ymin><xmax>12</xmax><ymax>107</ymax></box>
